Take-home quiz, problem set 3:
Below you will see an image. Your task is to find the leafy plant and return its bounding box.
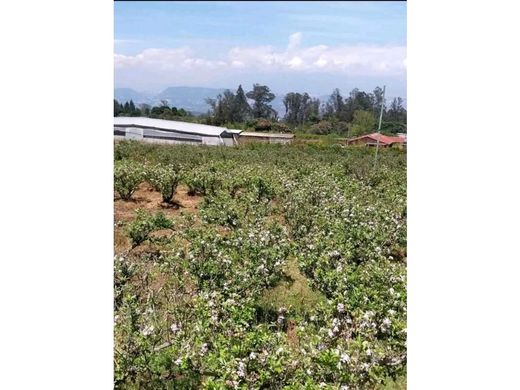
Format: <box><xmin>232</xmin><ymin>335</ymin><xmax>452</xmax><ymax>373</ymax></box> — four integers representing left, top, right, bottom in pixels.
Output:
<box><xmin>126</xmin><ymin>209</ymin><xmax>173</xmax><ymax>247</ymax></box>
<box><xmin>114</xmin><ymin>160</ymin><xmax>146</xmax><ymax>200</ymax></box>
<box><xmin>147</xmin><ymin>163</ymin><xmax>180</xmax><ymax>203</ymax></box>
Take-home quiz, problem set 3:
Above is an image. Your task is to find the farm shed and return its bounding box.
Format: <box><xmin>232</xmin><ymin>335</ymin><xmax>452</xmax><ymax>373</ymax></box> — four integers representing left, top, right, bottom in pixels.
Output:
<box><xmin>114</xmin><ymin>117</ymin><xmax>241</xmax><ymax>146</ymax></box>
<box><xmin>238</xmin><ymin>132</ymin><xmax>294</xmax><ymax>145</ymax></box>
<box><xmin>347</xmin><ymin>133</ymin><xmax>407</xmax><ymax>148</ymax></box>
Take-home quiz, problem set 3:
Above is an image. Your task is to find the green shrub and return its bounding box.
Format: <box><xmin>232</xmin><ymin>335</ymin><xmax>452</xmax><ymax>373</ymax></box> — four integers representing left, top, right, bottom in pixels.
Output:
<box><xmin>147</xmin><ymin>164</ymin><xmax>181</xmax><ymax>203</ymax></box>
<box><xmin>126</xmin><ymin>209</ymin><xmax>174</xmax><ymax>247</ymax></box>
<box><xmin>114</xmin><ymin>160</ymin><xmax>146</xmax><ymax>200</ymax></box>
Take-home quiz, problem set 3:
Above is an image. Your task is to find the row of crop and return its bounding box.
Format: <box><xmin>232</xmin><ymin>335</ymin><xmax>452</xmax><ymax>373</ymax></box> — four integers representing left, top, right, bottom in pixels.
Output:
<box><xmin>114</xmin><ymin>143</ymin><xmax>407</xmax><ymax>389</ymax></box>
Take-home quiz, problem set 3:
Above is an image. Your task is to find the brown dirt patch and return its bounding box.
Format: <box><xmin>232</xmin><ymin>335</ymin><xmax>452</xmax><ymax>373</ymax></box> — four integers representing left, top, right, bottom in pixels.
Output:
<box><xmin>114</xmin><ymin>183</ymin><xmax>202</xmax><ymax>224</ymax></box>
<box><xmin>287</xmin><ymin>319</ymin><xmax>300</xmax><ymax>349</ymax></box>
<box><xmin>114</xmin><ymin>227</ymin><xmax>131</xmax><ymax>254</ymax></box>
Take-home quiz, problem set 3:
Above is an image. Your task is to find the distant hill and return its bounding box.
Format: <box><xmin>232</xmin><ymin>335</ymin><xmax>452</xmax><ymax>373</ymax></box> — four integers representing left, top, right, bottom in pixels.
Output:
<box><xmin>155</xmin><ymin>87</ymin><xmax>227</xmax><ymax>114</ymax></box>
<box><xmin>114</xmin><ymin>88</ymin><xmax>154</xmax><ymax>105</ymax></box>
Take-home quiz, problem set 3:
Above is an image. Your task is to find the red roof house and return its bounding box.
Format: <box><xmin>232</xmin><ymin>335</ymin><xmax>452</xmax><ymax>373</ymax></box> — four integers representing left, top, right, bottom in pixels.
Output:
<box><xmin>347</xmin><ymin>133</ymin><xmax>407</xmax><ymax>148</ymax></box>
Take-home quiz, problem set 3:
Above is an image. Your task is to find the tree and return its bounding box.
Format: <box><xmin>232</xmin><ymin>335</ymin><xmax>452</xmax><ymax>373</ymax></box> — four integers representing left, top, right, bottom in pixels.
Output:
<box><xmin>246</xmin><ymin>84</ymin><xmax>276</xmax><ymax>119</ymax></box>
<box><xmin>232</xmin><ymin>85</ymin><xmax>252</xmax><ymax>122</ymax></box>
<box><xmin>385</xmin><ymin>97</ymin><xmax>407</xmax><ymax>124</ymax></box>
<box><xmin>114</xmin><ymin>99</ymin><xmax>123</xmax><ymax>116</ymax></box>
<box><xmin>350</xmin><ymin>110</ymin><xmax>377</xmax><ymax>137</ymax></box>
<box><xmin>324</xmin><ymin>88</ymin><xmax>345</xmax><ymax>120</ymax></box>
<box><xmin>206</xmin><ymin>89</ymin><xmax>236</xmax><ymax>125</ymax></box>
<box><xmin>139</xmin><ymin>103</ymin><xmax>151</xmax><ymax>117</ymax></box>
<box><xmin>306</xmin><ymin>98</ymin><xmax>321</xmax><ymax>124</ymax></box>
<box><xmin>283</xmin><ymin>92</ymin><xmax>311</xmax><ymax>126</ymax></box>
<box><xmin>371</xmin><ymin>87</ymin><xmax>385</xmax><ymax>117</ymax></box>
<box><xmin>129</xmin><ymin>100</ymin><xmax>136</xmax><ymax>113</ymax></box>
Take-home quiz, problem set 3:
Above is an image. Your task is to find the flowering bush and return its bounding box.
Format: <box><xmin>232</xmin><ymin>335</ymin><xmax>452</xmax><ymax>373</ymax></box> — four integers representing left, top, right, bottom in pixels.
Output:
<box><xmin>126</xmin><ymin>209</ymin><xmax>174</xmax><ymax>247</ymax></box>
<box><xmin>146</xmin><ymin>163</ymin><xmax>180</xmax><ymax>203</ymax></box>
<box><xmin>114</xmin><ymin>141</ymin><xmax>407</xmax><ymax>389</ymax></box>
<box><xmin>114</xmin><ymin>160</ymin><xmax>146</xmax><ymax>200</ymax></box>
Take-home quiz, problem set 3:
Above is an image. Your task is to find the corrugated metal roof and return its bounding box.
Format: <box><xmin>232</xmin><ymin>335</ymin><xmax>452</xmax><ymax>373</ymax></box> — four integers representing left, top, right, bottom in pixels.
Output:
<box><xmin>348</xmin><ymin>133</ymin><xmax>406</xmax><ymax>145</ymax></box>
<box><xmin>240</xmin><ymin>132</ymin><xmax>294</xmax><ymax>139</ymax></box>
<box><xmin>114</xmin><ymin>117</ymin><xmax>240</xmax><ymax>137</ymax></box>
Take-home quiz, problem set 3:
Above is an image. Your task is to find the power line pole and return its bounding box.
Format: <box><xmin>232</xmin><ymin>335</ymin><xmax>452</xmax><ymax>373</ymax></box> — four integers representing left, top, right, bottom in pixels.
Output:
<box><xmin>374</xmin><ymin>85</ymin><xmax>386</xmax><ymax>168</ymax></box>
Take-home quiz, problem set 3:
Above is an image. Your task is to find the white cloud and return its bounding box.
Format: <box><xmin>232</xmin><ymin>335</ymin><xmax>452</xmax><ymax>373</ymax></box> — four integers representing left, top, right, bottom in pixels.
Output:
<box><xmin>114</xmin><ymin>34</ymin><xmax>406</xmax><ymax>89</ymax></box>
<box><xmin>287</xmin><ymin>32</ymin><xmax>302</xmax><ymax>50</ymax></box>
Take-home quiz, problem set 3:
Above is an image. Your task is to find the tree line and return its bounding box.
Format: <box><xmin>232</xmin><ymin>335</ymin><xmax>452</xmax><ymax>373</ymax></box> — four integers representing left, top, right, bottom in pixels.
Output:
<box><xmin>204</xmin><ymin>84</ymin><xmax>406</xmax><ymax>136</ymax></box>
<box><xmin>114</xmin><ymin>83</ymin><xmax>407</xmax><ymax>137</ymax></box>
<box><xmin>114</xmin><ymin>99</ymin><xmax>191</xmax><ymax>121</ymax></box>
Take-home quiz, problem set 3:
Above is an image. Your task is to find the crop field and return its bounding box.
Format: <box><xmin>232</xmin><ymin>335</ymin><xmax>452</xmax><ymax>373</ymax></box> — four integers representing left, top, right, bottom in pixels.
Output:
<box><xmin>114</xmin><ymin>141</ymin><xmax>407</xmax><ymax>389</ymax></box>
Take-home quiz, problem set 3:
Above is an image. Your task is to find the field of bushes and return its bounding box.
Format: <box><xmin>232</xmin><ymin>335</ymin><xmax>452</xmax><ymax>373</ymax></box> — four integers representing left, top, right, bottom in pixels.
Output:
<box><xmin>114</xmin><ymin>141</ymin><xmax>407</xmax><ymax>389</ymax></box>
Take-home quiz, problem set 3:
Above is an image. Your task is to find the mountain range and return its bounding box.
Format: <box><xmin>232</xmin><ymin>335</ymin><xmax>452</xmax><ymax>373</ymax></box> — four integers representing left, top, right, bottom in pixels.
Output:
<box><xmin>115</xmin><ymin>86</ymin><xmax>406</xmax><ymax>116</ymax></box>
<box><xmin>115</xmin><ymin>86</ymin><xmax>298</xmax><ymax>116</ymax></box>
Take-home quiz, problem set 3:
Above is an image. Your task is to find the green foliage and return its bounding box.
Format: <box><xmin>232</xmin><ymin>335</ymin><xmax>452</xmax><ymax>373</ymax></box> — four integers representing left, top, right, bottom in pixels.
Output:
<box><xmin>114</xmin><ymin>142</ymin><xmax>407</xmax><ymax>389</ymax></box>
<box><xmin>114</xmin><ymin>160</ymin><xmax>146</xmax><ymax>200</ymax></box>
<box><xmin>351</xmin><ymin>110</ymin><xmax>377</xmax><ymax>137</ymax></box>
<box><xmin>126</xmin><ymin>209</ymin><xmax>174</xmax><ymax>247</ymax></box>
<box><xmin>146</xmin><ymin>163</ymin><xmax>180</xmax><ymax>203</ymax></box>
<box><xmin>246</xmin><ymin>84</ymin><xmax>277</xmax><ymax>119</ymax></box>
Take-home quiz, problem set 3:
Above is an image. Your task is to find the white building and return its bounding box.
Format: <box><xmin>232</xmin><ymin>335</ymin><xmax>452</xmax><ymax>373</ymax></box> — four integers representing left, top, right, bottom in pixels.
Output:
<box><xmin>114</xmin><ymin>117</ymin><xmax>241</xmax><ymax>146</ymax></box>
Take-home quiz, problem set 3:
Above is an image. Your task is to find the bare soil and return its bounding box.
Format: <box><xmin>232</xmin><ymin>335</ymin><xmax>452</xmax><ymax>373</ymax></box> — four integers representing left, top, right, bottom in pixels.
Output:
<box><xmin>114</xmin><ymin>183</ymin><xmax>202</xmax><ymax>254</ymax></box>
<box><xmin>114</xmin><ymin>183</ymin><xmax>202</xmax><ymax>223</ymax></box>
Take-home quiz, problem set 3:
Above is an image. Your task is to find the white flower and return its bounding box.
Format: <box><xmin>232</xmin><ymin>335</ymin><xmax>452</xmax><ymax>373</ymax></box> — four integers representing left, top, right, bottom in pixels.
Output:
<box><xmin>141</xmin><ymin>325</ymin><xmax>154</xmax><ymax>336</ymax></box>
<box><xmin>366</xmin><ymin>348</ymin><xmax>372</xmax><ymax>356</ymax></box>
<box><xmin>170</xmin><ymin>323</ymin><xmax>180</xmax><ymax>334</ymax></box>
<box><xmin>340</xmin><ymin>386</ymin><xmax>349</xmax><ymax>390</ymax></box>
<box><xmin>328</xmin><ymin>329</ymin><xmax>334</xmax><ymax>337</ymax></box>
<box><xmin>237</xmin><ymin>361</ymin><xmax>246</xmax><ymax>378</ymax></box>
<box><xmin>249</xmin><ymin>352</ymin><xmax>257</xmax><ymax>360</ymax></box>
<box><xmin>337</xmin><ymin>303</ymin><xmax>345</xmax><ymax>313</ymax></box>
<box><xmin>174</xmin><ymin>358</ymin><xmax>182</xmax><ymax>366</ymax></box>
<box><xmin>200</xmin><ymin>343</ymin><xmax>208</xmax><ymax>356</ymax></box>
<box><xmin>340</xmin><ymin>353</ymin><xmax>350</xmax><ymax>363</ymax></box>
<box><xmin>382</xmin><ymin>318</ymin><xmax>392</xmax><ymax>326</ymax></box>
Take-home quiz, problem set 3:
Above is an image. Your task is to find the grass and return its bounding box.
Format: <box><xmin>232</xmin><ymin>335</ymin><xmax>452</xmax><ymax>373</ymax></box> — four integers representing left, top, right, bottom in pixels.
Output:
<box><xmin>258</xmin><ymin>257</ymin><xmax>326</xmax><ymax>316</ymax></box>
<box><xmin>376</xmin><ymin>376</ymin><xmax>407</xmax><ymax>390</ymax></box>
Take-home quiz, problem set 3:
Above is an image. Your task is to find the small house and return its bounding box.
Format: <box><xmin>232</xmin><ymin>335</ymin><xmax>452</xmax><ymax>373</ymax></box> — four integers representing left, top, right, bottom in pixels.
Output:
<box><xmin>347</xmin><ymin>133</ymin><xmax>406</xmax><ymax>148</ymax></box>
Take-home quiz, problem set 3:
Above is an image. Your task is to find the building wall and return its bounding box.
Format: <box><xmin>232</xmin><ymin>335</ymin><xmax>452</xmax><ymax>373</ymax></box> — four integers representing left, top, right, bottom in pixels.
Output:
<box><xmin>114</xmin><ymin>125</ymin><xmax>236</xmax><ymax>146</ymax></box>
<box><xmin>238</xmin><ymin>135</ymin><xmax>293</xmax><ymax>145</ymax></box>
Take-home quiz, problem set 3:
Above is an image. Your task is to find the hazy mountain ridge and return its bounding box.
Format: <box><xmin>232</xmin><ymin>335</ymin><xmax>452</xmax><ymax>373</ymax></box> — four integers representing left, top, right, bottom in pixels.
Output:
<box><xmin>116</xmin><ymin>86</ymin><xmax>290</xmax><ymax>116</ymax></box>
<box><xmin>114</xmin><ymin>87</ymin><xmax>405</xmax><ymax>116</ymax></box>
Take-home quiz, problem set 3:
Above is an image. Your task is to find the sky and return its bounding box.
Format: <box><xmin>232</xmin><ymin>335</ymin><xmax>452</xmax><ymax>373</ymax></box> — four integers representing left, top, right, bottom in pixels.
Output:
<box><xmin>114</xmin><ymin>1</ymin><xmax>406</xmax><ymax>98</ymax></box>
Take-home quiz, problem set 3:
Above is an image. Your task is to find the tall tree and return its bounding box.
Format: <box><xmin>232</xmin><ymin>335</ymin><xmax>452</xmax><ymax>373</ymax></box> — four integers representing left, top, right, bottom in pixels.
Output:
<box><xmin>371</xmin><ymin>87</ymin><xmax>385</xmax><ymax>117</ymax></box>
<box><xmin>246</xmin><ymin>84</ymin><xmax>276</xmax><ymax>119</ymax></box>
<box><xmin>114</xmin><ymin>99</ymin><xmax>123</xmax><ymax>116</ymax></box>
<box><xmin>283</xmin><ymin>92</ymin><xmax>311</xmax><ymax>126</ymax></box>
<box><xmin>350</xmin><ymin>110</ymin><xmax>377</xmax><ymax>137</ymax></box>
<box><xmin>325</xmin><ymin>88</ymin><xmax>346</xmax><ymax>120</ymax></box>
<box><xmin>232</xmin><ymin>85</ymin><xmax>252</xmax><ymax>122</ymax></box>
<box><xmin>139</xmin><ymin>103</ymin><xmax>151</xmax><ymax>117</ymax></box>
<box><xmin>206</xmin><ymin>90</ymin><xmax>236</xmax><ymax>125</ymax></box>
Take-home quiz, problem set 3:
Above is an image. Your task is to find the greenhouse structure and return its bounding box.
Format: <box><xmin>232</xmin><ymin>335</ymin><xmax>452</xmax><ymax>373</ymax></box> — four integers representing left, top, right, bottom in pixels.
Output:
<box><xmin>114</xmin><ymin>117</ymin><xmax>241</xmax><ymax>146</ymax></box>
